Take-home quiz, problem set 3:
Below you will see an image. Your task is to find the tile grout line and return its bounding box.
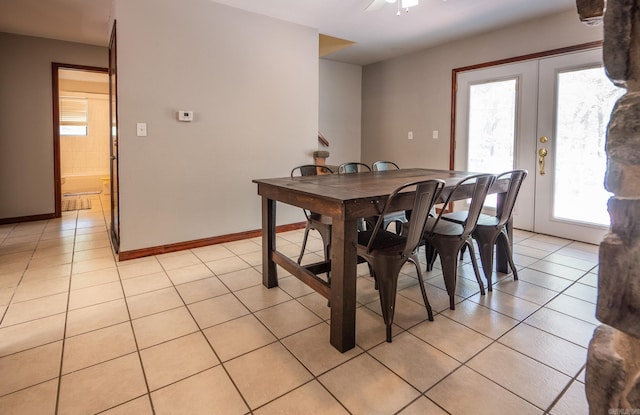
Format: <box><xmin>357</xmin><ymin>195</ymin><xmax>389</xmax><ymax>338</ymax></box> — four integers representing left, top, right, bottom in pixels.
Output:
<box><xmin>54</xmin><ymin>209</ymin><xmax>79</xmax><ymax>415</ymax></box>
<box><xmin>113</xmin><ymin>250</ymin><xmax>158</xmax><ymax>414</ymax></box>
<box><xmin>544</xmin><ymin>362</ymin><xmax>588</xmax><ymax>414</ymax></box>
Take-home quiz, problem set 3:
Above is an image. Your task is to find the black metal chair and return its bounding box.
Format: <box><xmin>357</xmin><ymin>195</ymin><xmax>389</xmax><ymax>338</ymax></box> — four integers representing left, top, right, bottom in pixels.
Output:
<box><xmin>291</xmin><ymin>165</ymin><xmax>334</xmax><ymax>264</ymax></box>
<box><xmin>338</xmin><ymin>162</ymin><xmax>371</xmax><ymax>174</ymax></box>
<box><xmin>372</xmin><ymin>160</ymin><xmax>400</xmax><ymax>171</ymax></box>
<box><xmin>371</xmin><ymin>160</ymin><xmax>407</xmax><ymax>234</ymax></box>
<box><xmin>422</xmin><ymin>173</ymin><xmax>496</xmax><ymax>310</ymax></box>
<box><xmin>357</xmin><ymin>179</ymin><xmax>445</xmax><ymax>342</ymax></box>
<box><xmin>441</xmin><ymin>169</ymin><xmax>528</xmax><ymax>289</ymax></box>
<box><xmin>337</xmin><ymin>162</ymin><xmax>372</xmax><ymax>231</ymax></box>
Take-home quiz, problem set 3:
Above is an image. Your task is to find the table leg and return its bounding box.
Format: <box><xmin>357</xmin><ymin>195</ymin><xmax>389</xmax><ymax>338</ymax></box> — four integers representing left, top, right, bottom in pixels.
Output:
<box><xmin>329</xmin><ymin>216</ymin><xmax>357</xmax><ymax>352</ymax></box>
<box><xmin>262</xmin><ymin>196</ymin><xmax>278</xmax><ymax>288</ymax></box>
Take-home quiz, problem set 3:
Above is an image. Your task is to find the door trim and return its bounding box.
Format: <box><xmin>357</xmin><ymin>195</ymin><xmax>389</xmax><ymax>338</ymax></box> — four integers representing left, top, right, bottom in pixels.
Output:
<box><xmin>450</xmin><ymin>41</ymin><xmax>603</xmax><ymax>169</ymax></box>
<box><xmin>51</xmin><ymin>63</ymin><xmax>108</xmax><ymax>218</ymax></box>
<box><xmin>109</xmin><ymin>22</ymin><xmax>120</xmax><ymax>253</ymax></box>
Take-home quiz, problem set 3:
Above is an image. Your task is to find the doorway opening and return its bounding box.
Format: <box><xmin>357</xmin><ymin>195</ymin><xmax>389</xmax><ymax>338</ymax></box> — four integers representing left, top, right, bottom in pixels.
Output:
<box><xmin>52</xmin><ymin>64</ymin><xmax>109</xmax><ymax>217</ymax></box>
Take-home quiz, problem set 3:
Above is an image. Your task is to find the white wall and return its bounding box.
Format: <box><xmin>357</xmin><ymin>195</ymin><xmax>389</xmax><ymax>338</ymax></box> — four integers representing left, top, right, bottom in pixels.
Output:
<box><xmin>361</xmin><ymin>10</ymin><xmax>603</xmax><ymax>169</ymax></box>
<box><xmin>114</xmin><ymin>0</ymin><xmax>319</xmax><ymax>252</ymax></box>
<box><xmin>319</xmin><ymin>59</ymin><xmax>362</xmax><ymax>167</ymax></box>
<box><xmin>0</xmin><ymin>33</ymin><xmax>107</xmax><ymax>219</ymax></box>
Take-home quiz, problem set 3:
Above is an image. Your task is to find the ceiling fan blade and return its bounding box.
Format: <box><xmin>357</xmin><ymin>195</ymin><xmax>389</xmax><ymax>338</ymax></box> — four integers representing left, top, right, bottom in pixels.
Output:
<box><xmin>366</xmin><ymin>0</ymin><xmax>391</xmax><ymax>11</ymax></box>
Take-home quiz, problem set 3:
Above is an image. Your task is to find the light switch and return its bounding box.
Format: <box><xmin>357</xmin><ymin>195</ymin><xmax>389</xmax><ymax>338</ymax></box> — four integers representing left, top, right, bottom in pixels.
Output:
<box><xmin>408</xmin><ymin>131</ymin><xmax>413</xmax><ymax>140</ymax></box>
<box><xmin>432</xmin><ymin>130</ymin><xmax>439</xmax><ymax>139</ymax></box>
<box><xmin>137</xmin><ymin>123</ymin><xmax>147</xmax><ymax>137</ymax></box>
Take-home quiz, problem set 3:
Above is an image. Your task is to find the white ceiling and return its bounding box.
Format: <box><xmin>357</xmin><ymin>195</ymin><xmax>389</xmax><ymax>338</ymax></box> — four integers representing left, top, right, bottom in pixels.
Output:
<box><xmin>0</xmin><ymin>0</ymin><xmax>577</xmax><ymax>65</ymax></box>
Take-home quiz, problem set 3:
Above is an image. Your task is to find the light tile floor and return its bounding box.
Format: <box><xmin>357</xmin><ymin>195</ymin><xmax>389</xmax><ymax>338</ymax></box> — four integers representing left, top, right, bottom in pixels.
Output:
<box><xmin>0</xmin><ymin>194</ymin><xmax>599</xmax><ymax>414</ymax></box>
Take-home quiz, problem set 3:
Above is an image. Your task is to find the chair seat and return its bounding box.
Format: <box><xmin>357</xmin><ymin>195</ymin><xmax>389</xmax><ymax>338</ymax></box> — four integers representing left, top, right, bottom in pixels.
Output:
<box><xmin>442</xmin><ymin>211</ymin><xmax>499</xmax><ymax>227</ymax></box>
<box><xmin>309</xmin><ymin>212</ymin><xmax>333</xmax><ymax>225</ymax></box>
<box><xmin>477</xmin><ymin>215</ymin><xmax>500</xmax><ymax>227</ymax></box>
<box><xmin>357</xmin><ymin>229</ymin><xmax>405</xmax><ymax>255</ymax></box>
<box><xmin>426</xmin><ymin>217</ymin><xmax>465</xmax><ymax>236</ymax></box>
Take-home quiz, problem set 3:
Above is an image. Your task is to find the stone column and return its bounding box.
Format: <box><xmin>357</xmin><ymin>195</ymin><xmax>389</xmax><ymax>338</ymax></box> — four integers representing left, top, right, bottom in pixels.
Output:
<box><xmin>576</xmin><ymin>0</ymin><xmax>640</xmax><ymax>413</ymax></box>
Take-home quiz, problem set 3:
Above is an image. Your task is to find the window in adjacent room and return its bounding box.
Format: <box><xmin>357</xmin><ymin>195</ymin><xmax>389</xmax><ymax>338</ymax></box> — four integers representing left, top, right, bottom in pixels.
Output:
<box><xmin>60</xmin><ymin>96</ymin><xmax>88</xmax><ymax>136</ymax></box>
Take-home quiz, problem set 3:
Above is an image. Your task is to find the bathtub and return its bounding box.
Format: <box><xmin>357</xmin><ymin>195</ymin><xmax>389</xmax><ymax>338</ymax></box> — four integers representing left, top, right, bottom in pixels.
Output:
<box><xmin>61</xmin><ymin>174</ymin><xmax>109</xmax><ymax>195</ymax></box>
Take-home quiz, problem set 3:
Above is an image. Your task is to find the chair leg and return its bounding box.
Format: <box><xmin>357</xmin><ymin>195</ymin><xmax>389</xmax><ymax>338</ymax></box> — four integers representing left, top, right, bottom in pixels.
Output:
<box><xmin>367</xmin><ymin>258</ymin><xmax>403</xmax><ymax>342</ymax></box>
<box><xmin>465</xmin><ymin>240</ymin><xmax>486</xmax><ymax>295</ymax></box>
<box><xmin>498</xmin><ymin>230</ymin><xmax>519</xmax><ymax>280</ymax></box>
<box><xmin>473</xmin><ymin>228</ymin><xmax>498</xmax><ymax>290</ymax></box>
<box><xmin>409</xmin><ymin>254</ymin><xmax>433</xmax><ymax>321</ymax></box>
<box><xmin>314</xmin><ymin>224</ymin><xmax>332</xmax><ymax>285</ymax></box>
<box><xmin>424</xmin><ymin>243</ymin><xmax>438</xmax><ymax>272</ymax></box>
<box><xmin>459</xmin><ymin>244</ymin><xmax>467</xmax><ymax>261</ymax></box>
<box><xmin>297</xmin><ymin>224</ymin><xmax>312</xmax><ymax>264</ymax></box>
<box><xmin>317</xmin><ymin>226</ymin><xmax>331</xmax><ymax>262</ymax></box>
<box><xmin>430</xmin><ymin>242</ymin><xmax>459</xmax><ymax>310</ymax></box>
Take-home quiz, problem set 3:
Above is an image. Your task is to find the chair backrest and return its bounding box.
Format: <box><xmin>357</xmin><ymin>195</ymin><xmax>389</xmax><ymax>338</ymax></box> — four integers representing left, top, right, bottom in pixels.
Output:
<box><xmin>291</xmin><ymin>165</ymin><xmax>333</xmax><ymax>220</ymax></box>
<box><xmin>291</xmin><ymin>165</ymin><xmax>334</xmax><ymax>177</ymax></box>
<box><xmin>338</xmin><ymin>162</ymin><xmax>371</xmax><ymax>174</ymax></box>
<box><xmin>429</xmin><ymin>173</ymin><xmax>496</xmax><ymax>239</ymax></box>
<box><xmin>462</xmin><ymin>174</ymin><xmax>496</xmax><ymax>237</ymax></box>
<box><xmin>366</xmin><ymin>179</ymin><xmax>445</xmax><ymax>256</ymax></box>
<box><xmin>495</xmin><ymin>169</ymin><xmax>528</xmax><ymax>228</ymax></box>
<box><xmin>372</xmin><ymin>161</ymin><xmax>400</xmax><ymax>171</ymax></box>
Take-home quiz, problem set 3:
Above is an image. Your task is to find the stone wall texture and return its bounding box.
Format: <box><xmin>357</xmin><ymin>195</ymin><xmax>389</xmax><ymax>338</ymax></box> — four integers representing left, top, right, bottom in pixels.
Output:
<box><xmin>576</xmin><ymin>0</ymin><xmax>606</xmax><ymax>24</ymax></box>
<box><xmin>579</xmin><ymin>0</ymin><xmax>640</xmax><ymax>413</ymax></box>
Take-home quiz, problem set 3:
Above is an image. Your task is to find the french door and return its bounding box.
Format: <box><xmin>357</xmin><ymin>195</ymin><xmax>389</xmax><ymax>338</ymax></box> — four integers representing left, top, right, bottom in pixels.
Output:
<box><xmin>454</xmin><ymin>48</ymin><xmax>624</xmax><ymax>244</ymax></box>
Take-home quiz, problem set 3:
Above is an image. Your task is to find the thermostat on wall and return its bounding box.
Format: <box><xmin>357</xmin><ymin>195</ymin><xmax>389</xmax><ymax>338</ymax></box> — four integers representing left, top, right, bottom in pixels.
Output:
<box><xmin>177</xmin><ymin>110</ymin><xmax>193</xmax><ymax>122</ymax></box>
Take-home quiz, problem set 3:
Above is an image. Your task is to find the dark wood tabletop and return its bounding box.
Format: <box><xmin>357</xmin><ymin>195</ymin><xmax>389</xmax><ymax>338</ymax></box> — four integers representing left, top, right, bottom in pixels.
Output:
<box><xmin>254</xmin><ymin>168</ymin><xmax>503</xmax><ymax>218</ymax></box>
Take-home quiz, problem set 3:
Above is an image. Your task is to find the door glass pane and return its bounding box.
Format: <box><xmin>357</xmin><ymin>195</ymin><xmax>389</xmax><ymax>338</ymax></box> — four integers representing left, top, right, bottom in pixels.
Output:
<box><xmin>554</xmin><ymin>66</ymin><xmax>624</xmax><ymax>226</ymax></box>
<box><xmin>468</xmin><ymin>79</ymin><xmax>517</xmax><ymax>207</ymax></box>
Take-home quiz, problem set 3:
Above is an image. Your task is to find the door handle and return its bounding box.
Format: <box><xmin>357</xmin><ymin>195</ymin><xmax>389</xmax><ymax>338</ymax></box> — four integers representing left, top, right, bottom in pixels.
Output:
<box><xmin>538</xmin><ymin>148</ymin><xmax>548</xmax><ymax>175</ymax></box>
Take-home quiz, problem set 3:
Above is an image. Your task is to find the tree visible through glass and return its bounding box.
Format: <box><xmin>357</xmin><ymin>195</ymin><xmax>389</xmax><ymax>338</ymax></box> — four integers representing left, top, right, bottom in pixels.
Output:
<box><xmin>468</xmin><ymin>78</ymin><xmax>517</xmax><ymax>208</ymax></box>
<box><xmin>555</xmin><ymin>66</ymin><xmax>624</xmax><ymax>226</ymax></box>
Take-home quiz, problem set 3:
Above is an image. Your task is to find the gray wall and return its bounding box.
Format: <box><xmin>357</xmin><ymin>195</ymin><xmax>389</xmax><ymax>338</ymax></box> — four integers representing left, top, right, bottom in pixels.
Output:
<box><xmin>113</xmin><ymin>0</ymin><xmax>319</xmax><ymax>252</ymax></box>
<box><xmin>0</xmin><ymin>33</ymin><xmax>107</xmax><ymax>219</ymax></box>
<box><xmin>319</xmin><ymin>59</ymin><xmax>362</xmax><ymax>167</ymax></box>
<box><xmin>361</xmin><ymin>10</ymin><xmax>603</xmax><ymax>169</ymax></box>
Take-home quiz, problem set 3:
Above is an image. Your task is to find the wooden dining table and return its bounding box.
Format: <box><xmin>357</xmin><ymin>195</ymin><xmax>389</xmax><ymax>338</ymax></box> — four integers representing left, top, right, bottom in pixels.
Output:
<box><xmin>253</xmin><ymin>168</ymin><xmax>511</xmax><ymax>352</ymax></box>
